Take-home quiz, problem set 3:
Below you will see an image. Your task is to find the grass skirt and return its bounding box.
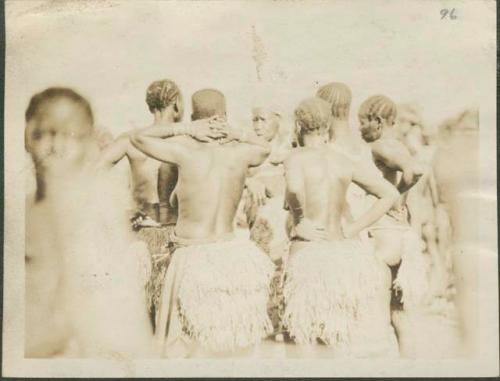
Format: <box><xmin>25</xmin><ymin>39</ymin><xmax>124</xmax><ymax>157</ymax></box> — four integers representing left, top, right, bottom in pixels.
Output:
<box><xmin>136</xmin><ymin>226</ymin><xmax>175</xmax><ymax>317</ymax></box>
<box><xmin>283</xmin><ymin>239</ymin><xmax>396</xmax><ymax>355</ymax></box>
<box><xmin>156</xmin><ymin>237</ymin><xmax>275</xmax><ymax>354</ymax></box>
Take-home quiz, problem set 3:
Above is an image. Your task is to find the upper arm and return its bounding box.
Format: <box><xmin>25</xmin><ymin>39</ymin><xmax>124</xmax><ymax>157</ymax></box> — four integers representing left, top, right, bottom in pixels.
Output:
<box><xmin>284</xmin><ymin>154</ymin><xmax>306</xmax><ymax>221</ymax></box>
<box><xmin>284</xmin><ymin>154</ymin><xmax>305</xmax><ymax>196</ymax></box>
<box><xmin>129</xmin><ymin>134</ymin><xmax>191</xmax><ymax>166</ymax></box>
<box><xmin>372</xmin><ymin>140</ymin><xmax>413</xmax><ymax>172</ymax></box>
<box><xmin>352</xmin><ymin>160</ymin><xmax>399</xmax><ymax>201</ymax></box>
<box><xmin>96</xmin><ymin>134</ymin><xmax>130</xmax><ymax>168</ymax></box>
<box><xmin>241</xmin><ymin>144</ymin><xmax>271</xmax><ymax>168</ymax></box>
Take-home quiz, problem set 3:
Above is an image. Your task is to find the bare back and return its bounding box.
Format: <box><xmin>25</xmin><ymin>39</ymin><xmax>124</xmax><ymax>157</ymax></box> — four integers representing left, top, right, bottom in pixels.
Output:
<box><xmin>126</xmin><ymin>145</ymin><xmax>162</xmax><ymax>205</ymax></box>
<box><xmin>171</xmin><ymin>137</ymin><xmax>256</xmax><ymax>240</ymax></box>
<box><xmin>288</xmin><ymin>147</ymin><xmax>353</xmax><ymax>240</ymax></box>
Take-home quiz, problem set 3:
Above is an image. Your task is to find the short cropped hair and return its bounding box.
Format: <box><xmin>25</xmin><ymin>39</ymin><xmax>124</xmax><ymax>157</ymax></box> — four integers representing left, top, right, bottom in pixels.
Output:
<box><xmin>25</xmin><ymin>87</ymin><xmax>94</xmax><ymax>124</ymax></box>
<box><xmin>316</xmin><ymin>82</ymin><xmax>352</xmax><ymax>120</ymax></box>
<box><xmin>294</xmin><ymin>97</ymin><xmax>332</xmax><ymax>146</ymax></box>
<box><xmin>145</xmin><ymin>79</ymin><xmax>183</xmax><ymax>119</ymax></box>
<box><xmin>191</xmin><ymin>89</ymin><xmax>226</xmax><ymax>121</ymax></box>
<box><xmin>358</xmin><ymin>95</ymin><xmax>397</xmax><ymax>126</ymax></box>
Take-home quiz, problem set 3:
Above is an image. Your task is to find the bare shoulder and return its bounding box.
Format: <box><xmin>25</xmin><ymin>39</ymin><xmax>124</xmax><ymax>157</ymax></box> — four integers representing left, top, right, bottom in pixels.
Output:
<box><xmin>165</xmin><ymin>135</ymin><xmax>198</xmax><ymax>146</ymax></box>
<box><xmin>283</xmin><ymin>148</ymin><xmax>310</xmax><ymax>168</ymax></box>
<box><xmin>371</xmin><ymin>138</ymin><xmax>409</xmax><ymax>158</ymax></box>
<box><xmin>327</xmin><ymin>148</ymin><xmax>356</xmax><ymax>178</ymax></box>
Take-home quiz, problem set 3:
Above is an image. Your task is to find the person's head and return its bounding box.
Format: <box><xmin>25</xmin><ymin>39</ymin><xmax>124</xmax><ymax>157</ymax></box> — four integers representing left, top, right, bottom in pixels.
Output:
<box><xmin>358</xmin><ymin>95</ymin><xmax>397</xmax><ymax>142</ymax></box>
<box><xmin>316</xmin><ymin>82</ymin><xmax>352</xmax><ymax>120</ymax></box>
<box><xmin>396</xmin><ymin>103</ymin><xmax>428</xmax><ymax>152</ymax></box>
<box><xmin>25</xmin><ymin>87</ymin><xmax>95</xmax><ymax>173</ymax></box>
<box><xmin>145</xmin><ymin>79</ymin><xmax>184</xmax><ymax>122</ymax></box>
<box><xmin>294</xmin><ymin>97</ymin><xmax>332</xmax><ymax>147</ymax></box>
<box><xmin>191</xmin><ymin>89</ymin><xmax>226</xmax><ymax>121</ymax></box>
<box><xmin>251</xmin><ymin>107</ymin><xmax>281</xmax><ymax>142</ymax></box>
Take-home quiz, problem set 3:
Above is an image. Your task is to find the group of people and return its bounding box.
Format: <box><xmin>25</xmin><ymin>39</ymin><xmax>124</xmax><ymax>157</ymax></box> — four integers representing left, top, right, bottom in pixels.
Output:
<box><xmin>25</xmin><ymin>79</ymin><xmax>466</xmax><ymax>359</ymax></box>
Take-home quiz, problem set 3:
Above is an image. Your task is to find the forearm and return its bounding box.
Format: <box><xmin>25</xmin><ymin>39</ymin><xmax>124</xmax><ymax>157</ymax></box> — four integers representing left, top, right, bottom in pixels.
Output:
<box><xmin>95</xmin><ymin>136</ymin><xmax>128</xmax><ymax>168</ymax></box>
<box><xmin>428</xmin><ymin>171</ymin><xmax>440</xmax><ymax>207</ymax></box>
<box><xmin>137</xmin><ymin>123</ymin><xmax>193</xmax><ymax>139</ymax></box>
<box><xmin>396</xmin><ymin>167</ymin><xmax>415</xmax><ymax>193</ymax></box>
<box><xmin>286</xmin><ymin>191</ymin><xmax>305</xmax><ymax>226</ymax></box>
<box><xmin>349</xmin><ymin>195</ymin><xmax>396</xmax><ymax>236</ymax></box>
<box><xmin>236</xmin><ymin>129</ymin><xmax>271</xmax><ymax>151</ymax></box>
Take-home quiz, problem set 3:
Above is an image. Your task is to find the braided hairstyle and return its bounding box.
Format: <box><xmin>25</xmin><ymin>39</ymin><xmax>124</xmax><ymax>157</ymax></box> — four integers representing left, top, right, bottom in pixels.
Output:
<box><xmin>316</xmin><ymin>82</ymin><xmax>352</xmax><ymax>120</ymax></box>
<box><xmin>145</xmin><ymin>79</ymin><xmax>184</xmax><ymax>121</ymax></box>
<box><xmin>358</xmin><ymin>95</ymin><xmax>397</xmax><ymax>126</ymax></box>
<box><xmin>294</xmin><ymin>97</ymin><xmax>332</xmax><ymax>147</ymax></box>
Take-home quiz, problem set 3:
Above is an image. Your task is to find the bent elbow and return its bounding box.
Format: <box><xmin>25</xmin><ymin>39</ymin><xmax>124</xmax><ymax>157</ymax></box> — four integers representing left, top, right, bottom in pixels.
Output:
<box><xmin>129</xmin><ymin>134</ymin><xmax>144</xmax><ymax>149</ymax></box>
<box><xmin>388</xmin><ymin>187</ymin><xmax>400</xmax><ymax>206</ymax></box>
<box><xmin>255</xmin><ymin>145</ymin><xmax>271</xmax><ymax>164</ymax></box>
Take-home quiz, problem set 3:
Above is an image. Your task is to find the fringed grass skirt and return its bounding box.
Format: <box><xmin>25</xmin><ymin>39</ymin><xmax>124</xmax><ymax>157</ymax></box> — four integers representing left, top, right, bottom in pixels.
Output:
<box><xmin>156</xmin><ymin>237</ymin><xmax>275</xmax><ymax>354</ymax></box>
<box><xmin>135</xmin><ymin>226</ymin><xmax>174</xmax><ymax>256</ymax></box>
<box><xmin>136</xmin><ymin>226</ymin><xmax>175</xmax><ymax>318</ymax></box>
<box><xmin>283</xmin><ymin>239</ymin><xmax>398</xmax><ymax>356</ymax></box>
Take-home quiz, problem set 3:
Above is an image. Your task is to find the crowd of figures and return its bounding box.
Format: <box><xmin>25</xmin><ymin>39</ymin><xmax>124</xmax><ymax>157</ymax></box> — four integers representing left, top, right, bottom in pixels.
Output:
<box><xmin>25</xmin><ymin>79</ymin><xmax>478</xmax><ymax>359</ymax></box>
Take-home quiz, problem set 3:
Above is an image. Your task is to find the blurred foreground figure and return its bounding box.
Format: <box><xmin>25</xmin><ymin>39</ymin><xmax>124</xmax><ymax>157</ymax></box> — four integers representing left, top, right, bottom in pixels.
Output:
<box><xmin>433</xmin><ymin>109</ymin><xmax>480</xmax><ymax>356</ymax></box>
<box><xmin>282</xmin><ymin>98</ymin><xmax>400</xmax><ymax>358</ymax></box>
<box><xmin>131</xmin><ymin>89</ymin><xmax>275</xmax><ymax>358</ymax></box>
<box><xmin>25</xmin><ymin>88</ymin><xmax>153</xmax><ymax>358</ymax></box>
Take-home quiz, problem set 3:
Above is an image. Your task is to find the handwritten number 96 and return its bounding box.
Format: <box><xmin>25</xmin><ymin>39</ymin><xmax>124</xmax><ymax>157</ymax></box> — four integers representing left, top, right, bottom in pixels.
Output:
<box><xmin>441</xmin><ymin>8</ymin><xmax>457</xmax><ymax>20</ymax></box>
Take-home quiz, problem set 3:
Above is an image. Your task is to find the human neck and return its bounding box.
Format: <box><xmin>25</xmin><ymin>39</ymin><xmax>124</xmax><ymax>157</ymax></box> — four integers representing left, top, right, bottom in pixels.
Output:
<box><xmin>154</xmin><ymin>109</ymin><xmax>176</xmax><ymax>124</ymax></box>
<box><xmin>331</xmin><ymin>119</ymin><xmax>351</xmax><ymax>137</ymax></box>
<box><xmin>34</xmin><ymin>170</ymin><xmax>46</xmax><ymax>202</ymax></box>
<box><xmin>303</xmin><ymin>135</ymin><xmax>327</xmax><ymax>148</ymax></box>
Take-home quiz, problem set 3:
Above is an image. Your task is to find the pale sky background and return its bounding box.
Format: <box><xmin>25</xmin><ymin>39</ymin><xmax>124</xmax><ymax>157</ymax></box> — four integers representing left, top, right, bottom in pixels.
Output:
<box><xmin>6</xmin><ymin>0</ymin><xmax>495</xmax><ymax>138</ymax></box>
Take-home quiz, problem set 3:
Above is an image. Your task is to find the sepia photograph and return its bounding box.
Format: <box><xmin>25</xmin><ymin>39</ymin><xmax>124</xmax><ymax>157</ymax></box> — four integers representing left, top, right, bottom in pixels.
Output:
<box><xmin>2</xmin><ymin>0</ymin><xmax>498</xmax><ymax>377</ymax></box>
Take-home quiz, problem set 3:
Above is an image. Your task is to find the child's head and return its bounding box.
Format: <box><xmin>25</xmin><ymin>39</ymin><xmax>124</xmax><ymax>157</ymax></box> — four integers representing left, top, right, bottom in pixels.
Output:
<box><xmin>25</xmin><ymin>87</ymin><xmax>95</xmax><ymax>172</ymax></box>
<box><xmin>316</xmin><ymin>82</ymin><xmax>352</xmax><ymax>120</ymax></box>
<box><xmin>145</xmin><ymin>79</ymin><xmax>184</xmax><ymax>122</ymax></box>
<box><xmin>358</xmin><ymin>95</ymin><xmax>397</xmax><ymax>142</ymax></box>
<box><xmin>294</xmin><ymin>97</ymin><xmax>332</xmax><ymax>147</ymax></box>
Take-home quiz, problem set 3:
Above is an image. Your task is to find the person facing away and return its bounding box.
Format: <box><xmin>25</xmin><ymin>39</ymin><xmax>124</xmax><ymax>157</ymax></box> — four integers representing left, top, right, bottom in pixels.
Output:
<box><xmin>129</xmin><ymin>89</ymin><xmax>275</xmax><ymax>358</ymax></box>
<box><xmin>282</xmin><ymin>97</ymin><xmax>400</xmax><ymax>358</ymax></box>
<box><xmin>96</xmin><ymin>79</ymin><xmax>220</xmax><ymax>227</ymax></box>
<box><xmin>315</xmin><ymin>81</ymin><xmax>379</xmax><ymax>229</ymax></box>
<box><xmin>130</xmin><ymin>88</ymin><xmax>272</xmax><ymax>241</ymax></box>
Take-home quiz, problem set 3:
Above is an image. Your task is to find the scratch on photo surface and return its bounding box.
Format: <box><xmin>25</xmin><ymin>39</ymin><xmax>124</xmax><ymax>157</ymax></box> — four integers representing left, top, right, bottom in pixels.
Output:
<box><xmin>251</xmin><ymin>25</ymin><xmax>267</xmax><ymax>82</ymax></box>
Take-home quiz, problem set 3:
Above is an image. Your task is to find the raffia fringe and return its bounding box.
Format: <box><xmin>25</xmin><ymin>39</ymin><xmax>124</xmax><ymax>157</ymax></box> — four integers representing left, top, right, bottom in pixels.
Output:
<box><xmin>175</xmin><ymin>239</ymin><xmax>275</xmax><ymax>352</ymax></box>
<box><xmin>136</xmin><ymin>226</ymin><xmax>174</xmax><ymax>313</ymax></box>
<box><xmin>136</xmin><ymin>226</ymin><xmax>173</xmax><ymax>255</ymax></box>
<box><xmin>283</xmin><ymin>240</ymin><xmax>386</xmax><ymax>346</ymax></box>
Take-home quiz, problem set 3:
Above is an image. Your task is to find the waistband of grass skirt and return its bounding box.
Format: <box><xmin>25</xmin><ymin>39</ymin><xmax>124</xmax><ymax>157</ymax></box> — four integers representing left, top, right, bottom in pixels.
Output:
<box><xmin>169</xmin><ymin>230</ymin><xmax>236</xmax><ymax>248</ymax></box>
